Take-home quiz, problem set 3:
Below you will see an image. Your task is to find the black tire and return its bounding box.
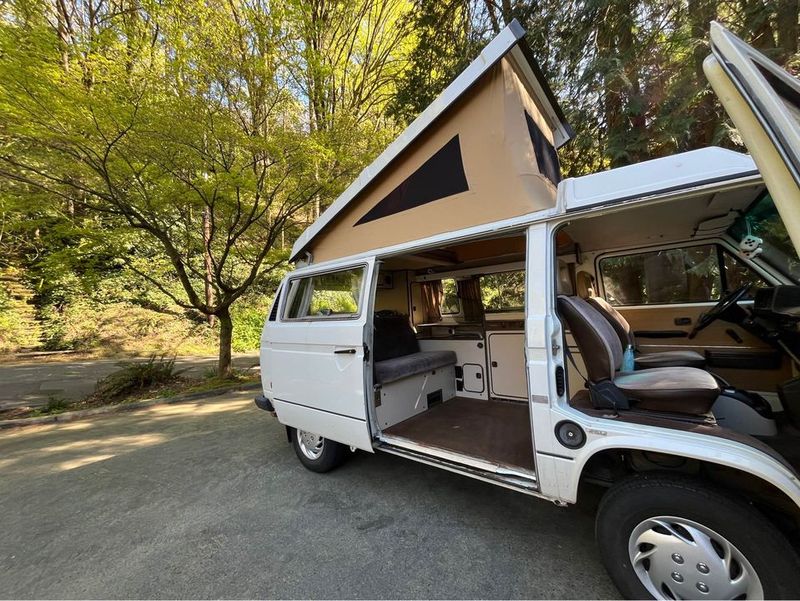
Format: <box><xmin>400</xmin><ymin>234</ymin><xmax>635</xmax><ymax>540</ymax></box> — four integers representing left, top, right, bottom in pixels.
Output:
<box><xmin>290</xmin><ymin>427</ymin><xmax>348</xmax><ymax>473</ymax></box>
<box><xmin>596</xmin><ymin>474</ymin><xmax>800</xmax><ymax>600</ymax></box>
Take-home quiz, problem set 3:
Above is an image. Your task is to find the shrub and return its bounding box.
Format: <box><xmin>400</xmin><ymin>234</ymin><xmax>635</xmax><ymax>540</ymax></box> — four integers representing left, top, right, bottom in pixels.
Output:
<box><xmin>44</xmin><ymin>395</ymin><xmax>70</xmax><ymax>413</ymax></box>
<box><xmin>40</xmin><ymin>300</ymin><xmax>217</xmax><ymax>355</ymax></box>
<box><xmin>94</xmin><ymin>355</ymin><xmax>178</xmax><ymax>399</ymax></box>
<box><xmin>0</xmin><ymin>284</ymin><xmax>42</xmax><ymax>353</ymax></box>
<box><xmin>231</xmin><ymin>302</ymin><xmax>270</xmax><ymax>352</ymax></box>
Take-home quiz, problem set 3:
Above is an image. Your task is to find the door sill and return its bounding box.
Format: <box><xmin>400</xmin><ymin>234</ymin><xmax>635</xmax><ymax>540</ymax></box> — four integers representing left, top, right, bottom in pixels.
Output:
<box><xmin>376</xmin><ymin>434</ymin><xmax>540</xmax><ymax>495</ymax></box>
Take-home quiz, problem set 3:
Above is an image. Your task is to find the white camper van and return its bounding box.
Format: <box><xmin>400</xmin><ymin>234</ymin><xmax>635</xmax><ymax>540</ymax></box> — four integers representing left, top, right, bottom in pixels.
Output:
<box><xmin>256</xmin><ymin>20</ymin><xmax>800</xmax><ymax>599</ymax></box>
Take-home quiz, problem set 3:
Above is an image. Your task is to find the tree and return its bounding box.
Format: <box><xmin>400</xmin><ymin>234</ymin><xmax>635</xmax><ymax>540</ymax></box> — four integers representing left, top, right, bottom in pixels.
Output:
<box><xmin>0</xmin><ymin>0</ymin><xmax>337</xmax><ymax>374</ymax></box>
<box><xmin>394</xmin><ymin>0</ymin><xmax>799</xmax><ymax>176</ymax></box>
<box><xmin>388</xmin><ymin>0</ymin><xmax>485</xmax><ymax>122</ymax></box>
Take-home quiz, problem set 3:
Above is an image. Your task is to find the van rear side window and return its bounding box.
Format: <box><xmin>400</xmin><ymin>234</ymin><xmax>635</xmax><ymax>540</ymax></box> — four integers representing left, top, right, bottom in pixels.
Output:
<box><xmin>283</xmin><ymin>267</ymin><xmax>365</xmax><ymax>320</ymax></box>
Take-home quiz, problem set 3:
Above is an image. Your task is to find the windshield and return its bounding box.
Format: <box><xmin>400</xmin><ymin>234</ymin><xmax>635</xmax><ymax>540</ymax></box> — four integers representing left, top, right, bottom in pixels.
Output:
<box><xmin>728</xmin><ymin>193</ymin><xmax>800</xmax><ymax>283</ymax></box>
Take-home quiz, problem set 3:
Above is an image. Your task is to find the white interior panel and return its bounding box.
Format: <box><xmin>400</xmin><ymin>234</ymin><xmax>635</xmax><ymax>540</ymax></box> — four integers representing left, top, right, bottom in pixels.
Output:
<box><xmin>463</xmin><ymin>364</ymin><xmax>485</xmax><ymax>394</ymax></box>
<box><xmin>375</xmin><ymin>367</ymin><xmax>457</xmax><ymax>429</ymax></box>
<box><xmin>419</xmin><ymin>338</ymin><xmax>489</xmax><ymax>399</ymax></box>
<box><xmin>487</xmin><ymin>332</ymin><xmax>528</xmax><ymax>399</ymax></box>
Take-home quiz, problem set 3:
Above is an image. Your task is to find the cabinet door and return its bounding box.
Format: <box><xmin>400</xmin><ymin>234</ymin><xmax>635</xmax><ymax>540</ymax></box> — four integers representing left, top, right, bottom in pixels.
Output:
<box><xmin>487</xmin><ymin>332</ymin><xmax>528</xmax><ymax>400</ymax></box>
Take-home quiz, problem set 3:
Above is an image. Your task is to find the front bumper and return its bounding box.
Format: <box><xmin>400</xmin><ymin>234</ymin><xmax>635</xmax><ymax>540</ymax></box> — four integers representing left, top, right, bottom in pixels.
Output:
<box><xmin>254</xmin><ymin>394</ymin><xmax>275</xmax><ymax>412</ymax></box>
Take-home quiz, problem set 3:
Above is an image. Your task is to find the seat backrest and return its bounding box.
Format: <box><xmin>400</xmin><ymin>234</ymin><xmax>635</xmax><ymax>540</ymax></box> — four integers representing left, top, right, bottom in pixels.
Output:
<box><xmin>587</xmin><ymin>296</ymin><xmax>635</xmax><ymax>349</ymax></box>
<box><xmin>373</xmin><ymin>312</ymin><xmax>420</xmax><ymax>362</ymax></box>
<box><xmin>557</xmin><ymin>295</ymin><xmax>623</xmax><ymax>382</ymax></box>
<box><xmin>575</xmin><ymin>271</ymin><xmax>596</xmax><ymax>299</ymax></box>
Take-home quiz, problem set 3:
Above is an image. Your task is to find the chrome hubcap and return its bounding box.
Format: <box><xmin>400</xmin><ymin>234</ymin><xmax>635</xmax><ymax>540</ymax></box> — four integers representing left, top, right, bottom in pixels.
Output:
<box><xmin>628</xmin><ymin>516</ymin><xmax>763</xmax><ymax>600</ymax></box>
<box><xmin>297</xmin><ymin>430</ymin><xmax>324</xmax><ymax>460</ymax></box>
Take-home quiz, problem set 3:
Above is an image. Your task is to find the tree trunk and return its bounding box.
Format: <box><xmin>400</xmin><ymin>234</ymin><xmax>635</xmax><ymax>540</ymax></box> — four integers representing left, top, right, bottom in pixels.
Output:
<box><xmin>203</xmin><ymin>206</ymin><xmax>215</xmax><ymax>326</ymax></box>
<box><xmin>484</xmin><ymin>0</ymin><xmax>501</xmax><ymax>33</ymax></box>
<box><xmin>55</xmin><ymin>0</ymin><xmax>71</xmax><ymax>73</ymax></box>
<box><xmin>776</xmin><ymin>0</ymin><xmax>799</xmax><ymax>64</ymax></box>
<box><xmin>218</xmin><ymin>308</ymin><xmax>233</xmax><ymax>377</ymax></box>
<box><xmin>689</xmin><ymin>0</ymin><xmax>718</xmax><ymax>147</ymax></box>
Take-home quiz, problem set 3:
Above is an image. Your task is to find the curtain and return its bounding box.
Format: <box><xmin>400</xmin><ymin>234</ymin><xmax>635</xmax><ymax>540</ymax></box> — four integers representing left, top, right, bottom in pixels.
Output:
<box><xmin>457</xmin><ymin>277</ymin><xmax>484</xmax><ymax>323</ymax></box>
<box><xmin>420</xmin><ymin>281</ymin><xmax>443</xmax><ymax>323</ymax></box>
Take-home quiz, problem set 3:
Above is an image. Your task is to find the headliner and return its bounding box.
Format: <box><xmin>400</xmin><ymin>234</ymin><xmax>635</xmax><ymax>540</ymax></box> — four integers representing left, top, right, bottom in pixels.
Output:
<box><xmin>562</xmin><ymin>183</ymin><xmax>763</xmax><ymax>252</ymax></box>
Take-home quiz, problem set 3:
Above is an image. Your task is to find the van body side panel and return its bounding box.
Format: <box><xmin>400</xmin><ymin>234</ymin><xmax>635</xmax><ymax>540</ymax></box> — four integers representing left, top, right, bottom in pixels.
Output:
<box><xmin>264</xmin><ymin>259</ymin><xmax>377</xmax><ymax>452</ymax></box>
<box><xmin>272</xmin><ymin>400</ymin><xmax>373</xmax><ymax>451</ymax></box>
<box><xmin>270</xmin><ymin>321</ymin><xmax>367</xmax><ymax>418</ymax></box>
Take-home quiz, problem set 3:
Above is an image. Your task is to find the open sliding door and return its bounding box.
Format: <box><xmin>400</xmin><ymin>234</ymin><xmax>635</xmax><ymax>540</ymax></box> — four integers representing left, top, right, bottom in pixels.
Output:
<box><xmin>267</xmin><ymin>258</ymin><xmax>377</xmax><ymax>451</ymax></box>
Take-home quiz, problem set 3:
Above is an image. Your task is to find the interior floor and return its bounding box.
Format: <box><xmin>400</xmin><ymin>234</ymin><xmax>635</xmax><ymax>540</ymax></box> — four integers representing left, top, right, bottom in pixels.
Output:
<box><xmin>382</xmin><ymin>396</ymin><xmax>535</xmax><ymax>471</ymax></box>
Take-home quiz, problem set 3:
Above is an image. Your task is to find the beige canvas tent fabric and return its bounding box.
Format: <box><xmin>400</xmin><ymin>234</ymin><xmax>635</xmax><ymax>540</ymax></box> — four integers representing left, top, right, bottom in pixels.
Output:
<box><xmin>306</xmin><ymin>56</ymin><xmax>561</xmax><ymax>264</ymax></box>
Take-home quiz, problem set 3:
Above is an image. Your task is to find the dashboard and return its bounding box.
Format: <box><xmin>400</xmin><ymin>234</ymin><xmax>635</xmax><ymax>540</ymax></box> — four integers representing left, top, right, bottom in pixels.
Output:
<box><xmin>753</xmin><ymin>286</ymin><xmax>800</xmax><ymax>320</ymax></box>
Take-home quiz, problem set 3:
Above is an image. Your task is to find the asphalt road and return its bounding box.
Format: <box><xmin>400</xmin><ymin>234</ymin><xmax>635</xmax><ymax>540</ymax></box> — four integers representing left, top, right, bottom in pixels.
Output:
<box><xmin>0</xmin><ymin>391</ymin><xmax>618</xmax><ymax>599</ymax></box>
<box><xmin>0</xmin><ymin>353</ymin><xmax>260</xmax><ymax>411</ymax></box>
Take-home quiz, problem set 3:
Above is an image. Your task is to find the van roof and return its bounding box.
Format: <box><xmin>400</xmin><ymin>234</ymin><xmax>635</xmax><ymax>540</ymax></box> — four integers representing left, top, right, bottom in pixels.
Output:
<box><xmin>563</xmin><ymin>147</ymin><xmax>758</xmax><ymax>212</ymax></box>
<box><xmin>290</xmin><ymin>20</ymin><xmax>572</xmax><ymax>263</ymax></box>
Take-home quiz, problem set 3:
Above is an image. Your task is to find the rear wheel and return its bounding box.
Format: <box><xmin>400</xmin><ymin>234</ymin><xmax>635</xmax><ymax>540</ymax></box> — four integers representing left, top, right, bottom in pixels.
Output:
<box><xmin>290</xmin><ymin>428</ymin><xmax>348</xmax><ymax>473</ymax></box>
<box><xmin>596</xmin><ymin>474</ymin><xmax>800</xmax><ymax>599</ymax></box>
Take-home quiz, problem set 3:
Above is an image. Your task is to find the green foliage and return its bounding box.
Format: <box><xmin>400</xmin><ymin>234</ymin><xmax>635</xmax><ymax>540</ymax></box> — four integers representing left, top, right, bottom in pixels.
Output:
<box><xmin>231</xmin><ymin>301</ymin><xmax>270</xmax><ymax>352</ymax></box>
<box><xmin>309</xmin><ymin>290</ymin><xmax>359</xmax><ymax>315</ymax></box>
<box><xmin>0</xmin><ymin>0</ymin><xmax>796</xmax><ymax>362</ymax></box>
<box><xmin>0</xmin><ymin>293</ymin><xmax>38</xmax><ymax>352</ymax></box>
<box><xmin>0</xmin><ymin>0</ymin><xmax>414</xmax><ymax>366</ymax></box>
<box><xmin>39</xmin><ymin>299</ymin><xmax>217</xmax><ymax>354</ymax></box>
<box><xmin>441</xmin><ymin>278</ymin><xmax>460</xmax><ymax>314</ymax></box>
<box><xmin>480</xmin><ymin>271</ymin><xmax>525</xmax><ymax>312</ymax></box>
<box><xmin>0</xmin><ymin>0</ymin><xmax>415</xmax><ymax>372</ymax></box>
<box><xmin>44</xmin><ymin>395</ymin><xmax>70</xmax><ymax>414</ymax></box>
<box><xmin>94</xmin><ymin>355</ymin><xmax>178</xmax><ymax>400</ymax></box>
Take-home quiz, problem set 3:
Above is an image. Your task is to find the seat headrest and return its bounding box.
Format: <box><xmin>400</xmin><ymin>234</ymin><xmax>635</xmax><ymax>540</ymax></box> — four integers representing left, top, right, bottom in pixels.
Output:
<box><xmin>557</xmin><ymin>264</ymin><xmax>574</xmax><ymax>295</ymax></box>
<box><xmin>575</xmin><ymin>271</ymin><xmax>596</xmax><ymax>299</ymax></box>
<box><xmin>557</xmin><ymin>295</ymin><xmax>623</xmax><ymax>382</ymax></box>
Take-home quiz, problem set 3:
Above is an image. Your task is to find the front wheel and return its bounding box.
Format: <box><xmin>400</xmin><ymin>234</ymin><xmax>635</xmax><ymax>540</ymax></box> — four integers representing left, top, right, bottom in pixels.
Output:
<box><xmin>596</xmin><ymin>474</ymin><xmax>800</xmax><ymax>600</ymax></box>
<box><xmin>290</xmin><ymin>428</ymin><xmax>348</xmax><ymax>473</ymax></box>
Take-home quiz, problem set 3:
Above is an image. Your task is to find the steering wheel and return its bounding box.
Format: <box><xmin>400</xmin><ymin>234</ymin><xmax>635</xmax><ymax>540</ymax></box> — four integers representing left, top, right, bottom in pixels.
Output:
<box><xmin>687</xmin><ymin>283</ymin><xmax>751</xmax><ymax>339</ymax></box>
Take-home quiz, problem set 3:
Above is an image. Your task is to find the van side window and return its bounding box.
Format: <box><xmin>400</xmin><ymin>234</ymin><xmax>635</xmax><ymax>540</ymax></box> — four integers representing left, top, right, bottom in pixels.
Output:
<box><xmin>284</xmin><ymin>267</ymin><xmax>365</xmax><ymax>319</ymax></box>
<box><xmin>268</xmin><ymin>284</ymin><xmax>283</xmax><ymax>321</ymax></box>
<box><xmin>599</xmin><ymin>244</ymin><xmax>767</xmax><ymax>306</ymax></box>
<box><xmin>722</xmin><ymin>251</ymin><xmax>768</xmax><ymax>293</ymax></box>
<box><xmin>480</xmin><ymin>270</ymin><xmax>525</xmax><ymax>312</ymax></box>
<box><xmin>441</xmin><ymin>278</ymin><xmax>460</xmax><ymax>315</ymax></box>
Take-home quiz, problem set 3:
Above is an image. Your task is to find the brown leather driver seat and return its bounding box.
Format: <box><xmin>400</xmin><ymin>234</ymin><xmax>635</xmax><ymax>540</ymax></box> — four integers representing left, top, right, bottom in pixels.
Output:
<box><xmin>586</xmin><ymin>295</ymin><xmax>706</xmax><ymax>370</ymax></box>
<box><xmin>558</xmin><ymin>295</ymin><xmax>719</xmax><ymax>415</ymax></box>
<box><xmin>572</xmin><ymin>271</ymin><xmax>705</xmax><ymax>370</ymax></box>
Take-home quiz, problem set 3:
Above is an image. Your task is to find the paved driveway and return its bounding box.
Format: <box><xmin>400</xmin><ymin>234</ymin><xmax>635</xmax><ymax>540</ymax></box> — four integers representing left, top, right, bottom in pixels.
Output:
<box><xmin>0</xmin><ymin>391</ymin><xmax>618</xmax><ymax>599</ymax></box>
<box><xmin>0</xmin><ymin>353</ymin><xmax>260</xmax><ymax>411</ymax></box>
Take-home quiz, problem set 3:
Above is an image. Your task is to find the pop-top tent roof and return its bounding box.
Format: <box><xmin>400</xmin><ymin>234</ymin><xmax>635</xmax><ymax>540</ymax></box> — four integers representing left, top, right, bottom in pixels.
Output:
<box><xmin>291</xmin><ymin>20</ymin><xmax>573</xmax><ymax>264</ymax></box>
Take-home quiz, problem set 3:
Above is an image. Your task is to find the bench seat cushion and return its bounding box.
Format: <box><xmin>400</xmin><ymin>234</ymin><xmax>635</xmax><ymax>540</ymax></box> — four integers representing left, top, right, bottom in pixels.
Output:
<box><xmin>375</xmin><ymin>351</ymin><xmax>457</xmax><ymax>385</ymax></box>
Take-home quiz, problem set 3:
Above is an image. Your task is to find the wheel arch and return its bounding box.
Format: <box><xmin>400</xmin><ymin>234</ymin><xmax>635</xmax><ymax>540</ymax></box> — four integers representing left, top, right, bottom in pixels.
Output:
<box><xmin>568</xmin><ymin>435</ymin><xmax>800</xmax><ymax>523</ymax></box>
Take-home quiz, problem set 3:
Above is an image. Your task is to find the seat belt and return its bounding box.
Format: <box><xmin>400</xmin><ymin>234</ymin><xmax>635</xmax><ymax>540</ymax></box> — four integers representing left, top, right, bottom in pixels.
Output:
<box><xmin>563</xmin><ymin>343</ymin><xmax>589</xmax><ymax>384</ymax></box>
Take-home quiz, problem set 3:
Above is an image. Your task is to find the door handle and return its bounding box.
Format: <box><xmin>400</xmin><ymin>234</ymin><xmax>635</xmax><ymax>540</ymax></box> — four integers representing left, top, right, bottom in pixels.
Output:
<box><xmin>674</xmin><ymin>317</ymin><xmax>692</xmax><ymax>326</ymax></box>
<box><xmin>725</xmin><ymin>328</ymin><xmax>744</xmax><ymax>344</ymax></box>
<box><xmin>334</xmin><ymin>348</ymin><xmax>356</xmax><ymax>354</ymax></box>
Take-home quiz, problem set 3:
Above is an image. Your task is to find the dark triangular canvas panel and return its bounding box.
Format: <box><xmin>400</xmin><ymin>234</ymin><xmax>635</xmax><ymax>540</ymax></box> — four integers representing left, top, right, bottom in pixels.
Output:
<box><xmin>355</xmin><ymin>135</ymin><xmax>469</xmax><ymax>226</ymax></box>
